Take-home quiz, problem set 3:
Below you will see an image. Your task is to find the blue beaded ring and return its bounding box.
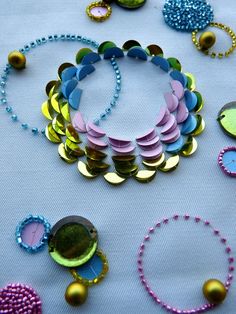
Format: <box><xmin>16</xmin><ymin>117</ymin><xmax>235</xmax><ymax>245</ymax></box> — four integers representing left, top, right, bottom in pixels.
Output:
<box><xmin>15</xmin><ymin>215</ymin><xmax>51</xmax><ymax>253</ymax></box>
<box><xmin>163</xmin><ymin>0</ymin><xmax>214</xmax><ymax>32</ymax></box>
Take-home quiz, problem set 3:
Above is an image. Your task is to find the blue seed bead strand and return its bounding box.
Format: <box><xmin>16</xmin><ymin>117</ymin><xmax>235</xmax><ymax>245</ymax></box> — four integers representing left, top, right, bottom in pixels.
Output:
<box><xmin>93</xmin><ymin>57</ymin><xmax>122</xmax><ymax>125</ymax></box>
<box><xmin>0</xmin><ymin>33</ymin><xmax>99</xmax><ymax>137</ymax></box>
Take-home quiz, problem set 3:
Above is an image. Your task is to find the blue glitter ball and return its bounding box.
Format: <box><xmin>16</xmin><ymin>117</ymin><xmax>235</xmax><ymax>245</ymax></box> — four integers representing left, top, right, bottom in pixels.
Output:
<box><xmin>163</xmin><ymin>0</ymin><xmax>214</xmax><ymax>32</ymax></box>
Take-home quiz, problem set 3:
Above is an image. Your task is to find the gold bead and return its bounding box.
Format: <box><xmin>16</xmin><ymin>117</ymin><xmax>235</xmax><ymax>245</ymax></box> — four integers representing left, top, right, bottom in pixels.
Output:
<box><xmin>65</xmin><ymin>282</ymin><xmax>88</xmax><ymax>306</ymax></box>
<box><xmin>8</xmin><ymin>51</ymin><xmax>26</xmax><ymax>70</ymax></box>
<box><xmin>199</xmin><ymin>31</ymin><xmax>216</xmax><ymax>50</ymax></box>
<box><xmin>203</xmin><ymin>279</ymin><xmax>227</xmax><ymax>304</ymax></box>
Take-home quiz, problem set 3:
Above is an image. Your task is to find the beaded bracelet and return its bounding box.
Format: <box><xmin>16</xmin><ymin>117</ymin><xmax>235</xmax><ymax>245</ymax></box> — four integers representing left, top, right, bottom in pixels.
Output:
<box><xmin>137</xmin><ymin>214</ymin><xmax>234</xmax><ymax>313</ymax></box>
<box><xmin>42</xmin><ymin>40</ymin><xmax>205</xmax><ymax>185</ymax></box>
<box><xmin>162</xmin><ymin>0</ymin><xmax>236</xmax><ymax>59</ymax></box>
<box><xmin>0</xmin><ymin>33</ymin><xmax>100</xmax><ymax>136</ymax></box>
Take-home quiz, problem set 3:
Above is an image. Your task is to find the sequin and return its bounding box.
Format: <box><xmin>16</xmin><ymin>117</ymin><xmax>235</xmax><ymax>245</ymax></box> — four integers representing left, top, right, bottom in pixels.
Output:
<box><xmin>191</xmin><ymin>115</ymin><xmax>205</xmax><ymax>136</ymax></box>
<box><xmin>98</xmin><ymin>41</ymin><xmax>116</xmax><ymax>54</ymax></box>
<box><xmin>61</xmin><ymin>66</ymin><xmax>77</xmax><ymax>82</ymax></box>
<box><xmin>108</xmin><ymin>137</ymin><xmax>131</xmax><ymax>148</ymax></box>
<box><xmin>48</xmin><ymin>216</ymin><xmax>98</xmax><ymax>267</ymax></box>
<box><xmin>60</xmin><ymin>102</ymin><xmax>71</xmax><ymax>122</ymax></box>
<box><xmin>145</xmin><ymin>45</ymin><xmax>163</xmax><ymax>57</ymax></box>
<box><xmin>165</xmin><ymin>136</ymin><xmax>184</xmax><ymax>153</ymax></box>
<box><xmin>41</xmin><ymin>100</ymin><xmax>54</xmax><ymax>121</ymax></box>
<box><xmin>78</xmin><ymin>160</ymin><xmax>98</xmax><ymax>178</ymax></box>
<box><xmin>176</xmin><ymin>100</ymin><xmax>189</xmax><ymax>123</ymax></box>
<box><xmin>46</xmin><ymin>80</ymin><xmax>57</xmax><ymax>96</ymax></box>
<box><xmin>156</xmin><ymin>107</ymin><xmax>171</xmax><ymax>126</ymax></box>
<box><xmin>112</xmin><ymin>144</ymin><xmax>135</xmax><ymax>154</ymax></box>
<box><xmin>170</xmin><ymin>70</ymin><xmax>187</xmax><ymax>87</ymax></box>
<box><xmin>70</xmin><ymin>250</ymin><xmax>109</xmax><ymax>286</ymax></box>
<box><xmin>104</xmin><ymin>172</ymin><xmax>126</xmax><ymax>185</ymax></box>
<box><xmin>76</xmin><ymin>64</ymin><xmax>95</xmax><ymax>81</ymax></box>
<box><xmin>66</xmin><ymin>124</ymin><xmax>81</xmax><ymax>143</ymax></box>
<box><xmin>81</xmin><ymin>52</ymin><xmax>101</xmax><ymax>65</ymax></box>
<box><xmin>72</xmin><ymin>112</ymin><xmax>87</xmax><ymax>133</ymax></box>
<box><xmin>58</xmin><ymin>63</ymin><xmax>74</xmax><ymax>79</ymax></box>
<box><xmin>115</xmin><ymin>164</ymin><xmax>139</xmax><ymax>177</ymax></box>
<box><xmin>167</xmin><ymin>58</ymin><xmax>182</xmax><ymax>71</ymax></box>
<box><xmin>135</xmin><ymin>169</ymin><xmax>156</xmax><ymax>182</ymax></box>
<box><xmin>217</xmin><ymin>102</ymin><xmax>236</xmax><ymax>138</ymax></box>
<box><xmin>161</xmin><ymin>114</ymin><xmax>177</xmax><ymax>134</ymax></box>
<box><xmin>185</xmin><ymin>72</ymin><xmax>196</xmax><ymax>91</ymax></box>
<box><xmin>68</xmin><ymin>88</ymin><xmax>82</xmax><ymax>110</ymax></box>
<box><xmin>164</xmin><ymin>93</ymin><xmax>178</xmax><ymax>112</ymax></box>
<box><xmin>158</xmin><ymin>155</ymin><xmax>180</xmax><ymax>172</ymax></box>
<box><xmin>127</xmin><ymin>47</ymin><xmax>148</xmax><ymax>60</ymax></box>
<box><xmin>58</xmin><ymin>143</ymin><xmax>78</xmax><ymax>163</ymax></box>
<box><xmin>51</xmin><ymin>93</ymin><xmax>61</xmax><ymax>113</ymax></box>
<box><xmin>65</xmin><ymin>139</ymin><xmax>85</xmax><ymax>157</ymax></box>
<box><xmin>140</xmin><ymin>145</ymin><xmax>163</xmax><ymax>159</ymax></box>
<box><xmin>180</xmin><ymin>136</ymin><xmax>198</xmax><ymax>156</ymax></box>
<box><xmin>45</xmin><ymin>123</ymin><xmax>62</xmax><ymax>143</ymax></box>
<box><xmin>87</xmin><ymin>159</ymin><xmax>110</xmax><ymax>173</ymax></box>
<box><xmin>85</xmin><ymin>146</ymin><xmax>107</xmax><ymax>160</ymax></box>
<box><xmin>161</xmin><ymin>127</ymin><xmax>181</xmax><ymax>143</ymax></box>
<box><xmin>61</xmin><ymin>79</ymin><xmax>78</xmax><ymax>98</ymax></box>
<box><xmin>151</xmin><ymin>56</ymin><xmax>170</xmax><ymax>72</ymax></box>
<box><xmin>115</xmin><ymin>0</ymin><xmax>146</xmax><ymax>9</ymax></box>
<box><xmin>76</xmin><ymin>48</ymin><xmax>93</xmax><ymax>64</ymax></box>
<box><xmin>52</xmin><ymin>114</ymin><xmax>65</xmax><ymax>135</ymax></box>
<box><xmin>122</xmin><ymin>40</ymin><xmax>141</xmax><ymax>50</ymax></box>
<box><xmin>163</xmin><ymin>0</ymin><xmax>214</xmax><ymax>32</ymax></box>
<box><xmin>193</xmin><ymin>91</ymin><xmax>204</xmax><ymax>112</ymax></box>
<box><xmin>142</xmin><ymin>153</ymin><xmax>166</xmax><ymax>169</ymax></box>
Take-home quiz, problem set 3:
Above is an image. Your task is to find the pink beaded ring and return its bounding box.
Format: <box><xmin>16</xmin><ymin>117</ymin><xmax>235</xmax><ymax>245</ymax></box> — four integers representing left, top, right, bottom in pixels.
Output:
<box><xmin>0</xmin><ymin>283</ymin><xmax>42</xmax><ymax>314</ymax></box>
<box><xmin>137</xmin><ymin>214</ymin><xmax>234</xmax><ymax>314</ymax></box>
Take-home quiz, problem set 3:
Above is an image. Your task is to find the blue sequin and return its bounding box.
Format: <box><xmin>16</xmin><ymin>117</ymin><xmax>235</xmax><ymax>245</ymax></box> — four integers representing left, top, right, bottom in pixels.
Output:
<box><xmin>163</xmin><ymin>0</ymin><xmax>214</xmax><ymax>32</ymax></box>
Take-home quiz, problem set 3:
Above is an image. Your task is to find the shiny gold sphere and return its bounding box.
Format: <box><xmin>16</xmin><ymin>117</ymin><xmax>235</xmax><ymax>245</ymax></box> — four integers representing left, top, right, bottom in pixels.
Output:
<box><xmin>199</xmin><ymin>31</ymin><xmax>216</xmax><ymax>50</ymax></box>
<box><xmin>8</xmin><ymin>51</ymin><xmax>26</xmax><ymax>70</ymax></box>
<box><xmin>203</xmin><ymin>279</ymin><xmax>227</xmax><ymax>304</ymax></box>
<box><xmin>65</xmin><ymin>282</ymin><xmax>88</xmax><ymax>306</ymax></box>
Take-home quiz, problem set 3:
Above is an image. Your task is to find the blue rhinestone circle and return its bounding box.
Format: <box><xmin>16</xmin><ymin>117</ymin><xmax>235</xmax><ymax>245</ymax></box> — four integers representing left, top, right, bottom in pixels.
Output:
<box><xmin>15</xmin><ymin>214</ymin><xmax>51</xmax><ymax>253</ymax></box>
<box><xmin>163</xmin><ymin>0</ymin><xmax>214</xmax><ymax>32</ymax></box>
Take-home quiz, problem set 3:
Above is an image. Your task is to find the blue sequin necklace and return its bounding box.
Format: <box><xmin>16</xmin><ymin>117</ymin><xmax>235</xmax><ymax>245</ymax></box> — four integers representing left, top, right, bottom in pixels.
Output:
<box><xmin>162</xmin><ymin>0</ymin><xmax>236</xmax><ymax>59</ymax></box>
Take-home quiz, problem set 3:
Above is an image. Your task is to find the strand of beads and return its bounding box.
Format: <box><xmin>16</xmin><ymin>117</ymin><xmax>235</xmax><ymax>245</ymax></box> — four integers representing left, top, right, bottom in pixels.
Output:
<box><xmin>93</xmin><ymin>57</ymin><xmax>122</xmax><ymax>125</ymax></box>
<box><xmin>137</xmin><ymin>214</ymin><xmax>234</xmax><ymax>313</ymax></box>
<box><xmin>192</xmin><ymin>22</ymin><xmax>236</xmax><ymax>58</ymax></box>
<box><xmin>0</xmin><ymin>34</ymin><xmax>99</xmax><ymax>136</ymax></box>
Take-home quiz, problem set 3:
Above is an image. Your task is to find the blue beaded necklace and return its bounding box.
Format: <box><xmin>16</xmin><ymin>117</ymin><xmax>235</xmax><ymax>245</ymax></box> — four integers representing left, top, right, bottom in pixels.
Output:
<box><xmin>0</xmin><ymin>34</ymin><xmax>122</xmax><ymax>136</ymax></box>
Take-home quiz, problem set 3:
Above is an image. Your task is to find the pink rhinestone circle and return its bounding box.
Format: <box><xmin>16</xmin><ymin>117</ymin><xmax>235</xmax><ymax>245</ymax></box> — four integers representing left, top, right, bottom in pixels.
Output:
<box><xmin>0</xmin><ymin>283</ymin><xmax>42</xmax><ymax>314</ymax></box>
<box><xmin>137</xmin><ymin>215</ymin><xmax>234</xmax><ymax>313</ymax></box>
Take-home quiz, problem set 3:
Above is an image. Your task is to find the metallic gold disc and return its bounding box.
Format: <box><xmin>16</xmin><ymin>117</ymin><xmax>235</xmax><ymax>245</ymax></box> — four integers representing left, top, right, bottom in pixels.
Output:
<box><xmin>45</xmin><ymin>123</ymin><xmax>62</xmax><ymax>143</ymax></box>
<box><xmin>180</xmin><ymin>137</ymin><xmax>198</xmax><ymax>157</ymax></box>
<box><xmin>51</xmin><ymin>93</ymin><xmax>61</xmax><ymax>113</ymax></box>
<box><xmin>70</xmin><ymin>250</ymin><xmax>109</xmax><ymax>286</ymax></box>
<box><xmin>46</xmin><ymin>80</ymin><xmax>57</xmax><ymax>97</ymax></box>
<box><xmin>142</xmin><ymin>153</ymin><xmax>165</xmax><ymax>169</ymax></box>
<box><xmin>76</xmin><ymin>48</ymin><xmax>93</xmax><ymax>64</ymax></box>
<box><xmin>66</xmin><ymin>125</ymin><xmax>81</xmax><ymax>143</ymax></box>
<box><xmin>134</xmin><ymin>169</ymin><xmax>156</xmax><ymax>183</ymax></box>
<box><xmin>78</xmin><ymin>161</ymin><xmax>98</xmax><ymax>178</ymax></box>
<box><xmin>145</xmin><ymin>45</ymin><xmax>163</xmax><ymax>57</ymax></box>
<box><xmin>87</xmin><ymin>158</ymin><xmax>110</xmax><ymax>173</ymax></box>
<box><xmin>58</xmin><ymin>143</ymin><xmax>78</xmax><ymax>163</ymax></box>
<box><xmin>58</xmin><ymin>63</ymin><xmax>74</xmax><ymax>79</ymax></box>
<box><xmin>167</xmin><ymin>58</ymin><xmax>182</xmax><ymax>71</ymax></box>
<box><xmin>191</xmin><ymin>115</ymin><xmax>205</xmax><ymax>136</ymax></box>
<box><xmin>104</xmin><ymin>172</ymin><xmax>126</xmax><ymax>185</ymax></box>
<box><xmin>41</xmin><ymin>100</ymin><xmax>54</xmax><ymax>121</ymax></box>
<box><xmin>52</xmin><ymin>114</ymin><xmax>65</xmax><ymax>135</ymax></box>
<box><xmin>65</xmin><ymin>139</ymin><xmax>84</xmax><ymax>157</ymax></box>
<box><xmin>60</xmin><ymin>102</ymin><xmax>71</xmax><ymax>122</ymax></box>
<box><xmin>158</xmin><ymin>155</ymin><xmax>180</xmax><ymax>172</ymax></box>
<box><xmin>217</xmin><ymin>102</ymin><xmax>236</xmax><ymax>138</ymax></box>
<box><xmin>184</xmin><ymin>72</ymin><xmax>196</xmax><ymax>91</ymax></box>
<box><xmin>122</xmin><ymin>40</ymin><xmax>141</xmax><ymax>50</ymax></box>
<box><xmin>48</xmin><ymin>215</ymin><xmax>98</xmax><ymax>267</ymax></box>
<box><xmin>85</xmin><ymin>146</ymin><xmax>107</xmax><ymax>161</ymax></box>
<box><xmin>193</xmin><ymin>91</ymin><xmax>204</xmax><ymax>112</ymax></box>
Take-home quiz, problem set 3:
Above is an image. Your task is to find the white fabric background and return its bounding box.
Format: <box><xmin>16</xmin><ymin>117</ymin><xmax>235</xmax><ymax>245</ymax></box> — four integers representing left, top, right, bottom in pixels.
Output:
<box><xmin>0</xmin><ymin>1</ymin><xmax>236</xmax><ymax>313</ymax></box>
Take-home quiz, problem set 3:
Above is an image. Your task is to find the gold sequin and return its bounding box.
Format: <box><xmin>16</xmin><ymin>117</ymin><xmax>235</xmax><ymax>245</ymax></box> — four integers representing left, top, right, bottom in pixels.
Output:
<box><xmin>158</xmin><ymin>155</ymin><xmax>180</xmax><ymax>172</ymax></box>
<box><xmin>104</xmin><ymin>172</ymin><xmax>126</xmax><ymax>185</ymax></box>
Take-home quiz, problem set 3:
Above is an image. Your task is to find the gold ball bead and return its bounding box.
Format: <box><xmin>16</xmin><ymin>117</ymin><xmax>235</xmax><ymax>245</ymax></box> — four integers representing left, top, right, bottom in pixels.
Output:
<box><xmin>8</xmin><ymin>51</ymin><xmax>26</xmax><ymax>70</ymax></box>
<box><xmin>65</xmin><ymin>282</ymin><xmax>88</xmax><ymax>306</ymax></box>
<box><xmin>199</xmin><ymin>32</ymin><xmax>216</xmax><ymax>50</ymax></box>
<box><xmin>203</xmin><ymin>279</ymin><xmax>227</xmax><ymax>304</ymax></box>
